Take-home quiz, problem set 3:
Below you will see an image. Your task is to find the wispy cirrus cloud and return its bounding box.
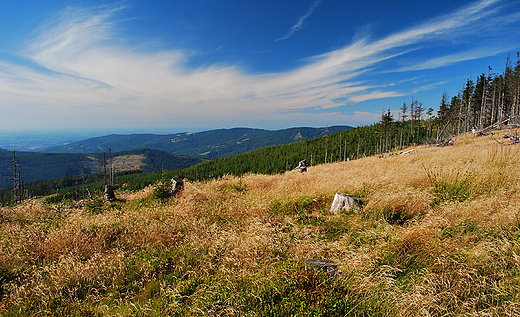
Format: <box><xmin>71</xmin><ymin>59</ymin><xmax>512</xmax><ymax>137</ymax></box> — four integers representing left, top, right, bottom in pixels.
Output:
<box><xmin>1</xmin><ymin>0</ymin><xmax>519</xmax><ymax>131</ymax></box>
<box><xmin>398</xmin><ymin>47</ymin><xmax>508</xmax><ymax>72</ymax></box>
<box><xmin>349</xmin><ymin>91</ymin><xmax>406</xmax><ymax>103</ymax></box>
<box><xmin>276</xmin><ymin>0</ymin><xmax>322</xmax><ymax>41</ymax></box>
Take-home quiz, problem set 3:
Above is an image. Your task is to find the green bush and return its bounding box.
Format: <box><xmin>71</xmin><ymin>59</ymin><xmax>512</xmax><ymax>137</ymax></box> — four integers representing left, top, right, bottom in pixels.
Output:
<box><xmin>153</xmin><ymin>181</ymin><xmax>172</xmax><ymax>200</ymax></box>
<box><xmin>85</xmin><ymin>195</ymin><xmax>105</xmax><ymax>214</ymax></box>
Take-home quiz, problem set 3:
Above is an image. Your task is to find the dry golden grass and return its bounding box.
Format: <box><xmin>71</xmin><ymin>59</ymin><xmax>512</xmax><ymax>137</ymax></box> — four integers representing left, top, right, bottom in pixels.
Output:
<box><xmin>1</xmin><ymin>128</ymin><xmax>520</xmax><ymax>316</ymax></box>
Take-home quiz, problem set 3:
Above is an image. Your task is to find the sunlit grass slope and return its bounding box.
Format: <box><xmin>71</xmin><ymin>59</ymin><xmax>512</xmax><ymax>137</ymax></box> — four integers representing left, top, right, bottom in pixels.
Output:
<box><xmin>1</xmin><ymin>129</ymin><xmax>519</xmax><ymax>316</ymax></box>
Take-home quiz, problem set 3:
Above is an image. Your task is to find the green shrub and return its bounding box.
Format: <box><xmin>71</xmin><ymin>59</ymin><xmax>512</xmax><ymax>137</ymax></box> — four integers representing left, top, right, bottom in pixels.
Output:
<box><xmin>153</xmin><ymin>181</ymin><xmax>172</xmax><ymax>200</ymax></box>
<box><xmin>254</xmin><ymin>264</ymin><xmax>353</xmax><ymax>316</ymax></box>
<box><xmin>231</xmin><ymin>178</ymin><xmax>249</xmax><ymax>193</ymax></box>
<box><xmin>153</xmin><ymin>171</ymin><xmax>173</xmax><ymax>200</ymax></box>
<box><xmin>85</xmin><ymin>196</ymin><xmax>105</xmax><ymax>214</ymax></box>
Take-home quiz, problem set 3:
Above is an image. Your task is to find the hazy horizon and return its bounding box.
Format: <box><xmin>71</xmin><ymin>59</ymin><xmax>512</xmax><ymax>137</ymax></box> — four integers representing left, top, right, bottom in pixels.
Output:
<box><xmin>0</xmin><ymin>125</ymin><xmax>353</xmax><ymax>151</ymax></box>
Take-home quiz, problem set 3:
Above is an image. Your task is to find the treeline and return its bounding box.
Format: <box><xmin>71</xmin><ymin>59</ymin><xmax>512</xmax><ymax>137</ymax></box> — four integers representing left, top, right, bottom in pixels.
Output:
<box><xmin>0</xmin><ymin>153</ymin><xmax>90</xmax><ymax>189</ymax></box>
<box><xmin>0</xmin><ymin>148</ymin><xmax>206</xmax><ymax>204</ymax></box>
<box><xmin>437</xmin><ymin>54</ymin><xmax>520</xmax><ymax>137</ymax></box>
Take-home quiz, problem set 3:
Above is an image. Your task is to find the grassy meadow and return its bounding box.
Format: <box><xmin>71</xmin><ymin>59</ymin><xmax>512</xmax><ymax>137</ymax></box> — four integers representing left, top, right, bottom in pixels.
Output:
<box><xmin>1</xmin><ymin>129</ymin><xmax>519</xmax><ymax>316</ymax></box>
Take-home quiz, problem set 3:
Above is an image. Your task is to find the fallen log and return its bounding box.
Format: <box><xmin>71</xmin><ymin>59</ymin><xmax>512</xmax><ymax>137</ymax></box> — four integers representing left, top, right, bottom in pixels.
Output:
<box><xmin>396</xmin><ymin>149</ymin><xmax>416</xmax><ymax>155</ymax></box>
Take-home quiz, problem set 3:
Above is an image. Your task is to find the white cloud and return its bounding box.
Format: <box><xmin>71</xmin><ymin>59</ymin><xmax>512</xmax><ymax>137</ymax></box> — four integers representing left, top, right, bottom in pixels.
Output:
<box><xmin>398</xmin><ymin>46</ymin><xmax>513</xmax><ymax>72</ymax></box>
<box><xmin>276</xmin><ymin>0</ymin><xmax>322</xmax><ymax>41</ymax></box>
<box><xmin>349</xmin><ymin>91</ymin><xmax>405</xmax><ymax>103</ymax></box>
<box><xmin>1</xmin><ymin>0</ymin><xmax>519</xmax><ymax>131</ymax></box>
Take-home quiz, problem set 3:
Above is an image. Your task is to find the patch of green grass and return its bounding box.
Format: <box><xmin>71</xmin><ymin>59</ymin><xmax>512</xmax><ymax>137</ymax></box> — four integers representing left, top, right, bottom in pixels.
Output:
<box><xmin>426</xmin><ymin>167</ymin><xmax>478</xmax><ymax>203</ymax></box>
<box><xmin>166</xmin><ymin>261</ymin><xmax>357</xmax><ymax>316</ymax></box>
<box><xmin>379</xmin><ymin>203</ymin><xmax>417</xmax><ymax>225</ymax></box>
<box><xmin>377</xmin><ymin>236</ymin><xmax>434</xmax><ymax>280</ymax></box>
<box><xmin>5</xmin><ymin>296</ymin><xmax>98</xmax><ymax>317</ymax></box>
<box><xmin>348</xmin><ymin>221</ymin><xmax>392</xmax><ymax>247</ymax></box>
<box><xmin>320</xmin><ymin>219</ymin><xmax>352</xmax><ymax>241</ymax></box>
<box><xmin>297</xmin><ymin>214</ymin><xmax>325</xmax><ymax>226</ymax></box>
<box><xmin>130</xmin><ymin>198</ymin><xmax>157</xmax><ymax>209</ymax></box>
<box><xmin>107</xmin><ymin>201</ymin><xmax>124</xmax><ymax>211</ymax></box>
<box><xmin>350</xmin><ymin>182</ymin><xmax>370</xmax><ymax>203</ymax></box>
<box><xmin>269</xmin><ymin>195</ymin><xmax>329</xmax><ymax>216</ymax></box>
<box><xmin>296</xmin><ymin>213</ymin><xmax>353</xmax><ymax>241</ymax></box>
<box><xmin>441</xmin><ymin>219</ymin><xmax>482</xmax><ymax>238</ymax></box>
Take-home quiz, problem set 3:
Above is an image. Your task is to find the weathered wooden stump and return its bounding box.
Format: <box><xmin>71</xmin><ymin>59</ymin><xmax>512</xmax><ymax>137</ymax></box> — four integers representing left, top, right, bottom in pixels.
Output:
<box><xmin>104</xmin><ymin>185</ymin><xmax>116</xmax><ymax>201</ymax></box>
<box><xmin>294</xmin><ymin>159</ymin><xmax>307</xmax><ymax>172</ymax></box>
<box><xmin>303</xmin><ymin>259</ymin><xmax>338</xmax><ymax>275</ymax></box>
<box><xmin>330</xmin><ymin>192</ymin><xmax>361</xmax><ymax>214</ymax></box>
<box><xmin>171</xmin><ymin>178</ymin><xmax>184</xmax><ymax>196</ymax></box>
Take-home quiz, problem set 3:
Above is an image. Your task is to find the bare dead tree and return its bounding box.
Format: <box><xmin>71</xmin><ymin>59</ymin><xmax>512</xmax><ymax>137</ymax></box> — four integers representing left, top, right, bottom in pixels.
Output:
<box><xmin>108</xmin><ymin>149</ymin><xmax>111</xmax><ymax>186</ymax></box>
<box><xmin>324</xmin><ymin>126</ymin><xmax>329</xmax><ymax>164</ymax></box>
<box><xmin>81</xmin><ymin>160</ymin><xmax>86</xmax><ymax>199</ymax></box>
<box><xmin>344</xmin><ymin>140</ymin><xmax>347</xmax><ymax>161</ymax></box>
<box><xmin>103</xmin><ymin>152</ymin><xmax>107</xmax><ymax>186</ymax></box>
<box><xmin>8</xmin><ymin>151</ymin><xmax>21</xmax><ymax>203</ymax></box>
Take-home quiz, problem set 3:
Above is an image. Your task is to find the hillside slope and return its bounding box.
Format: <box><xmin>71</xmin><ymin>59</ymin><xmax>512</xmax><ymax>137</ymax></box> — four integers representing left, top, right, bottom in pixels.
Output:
<box><xmin>0</xmin><ymin>149</ymin><xmax>204</xmax><ymax>189</ymax></box>
<box><xmin>2</xmin><ymin>129</ymin><xmax>519</xmax><ymax>316</ymax></box>
<box><xmin>41</xmin><ymin>126</ymin><xmax>352</xmax><ymax>158</ymax></box>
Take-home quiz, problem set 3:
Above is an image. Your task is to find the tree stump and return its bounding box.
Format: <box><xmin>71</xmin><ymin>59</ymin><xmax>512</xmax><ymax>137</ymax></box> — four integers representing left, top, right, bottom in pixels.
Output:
<box><xmin>295</xmin><ymin>160</ymin><xmax>307</xmax><ymax>172</ymax></box>
<box><xmin>104</xmin><ymin>185</ymin><xmax>116</xmax><ymax>201</ymax></box>
<box><xmin>303</xmin><ymin>259</ymin><xmax>338</xmax><ymax>275</ymax></box>
<box><xmin>330</xmin><ymin>192</ymin><xmax>361</xmax><ymax>214</ymax></box>
<box><xmin>171</xmin><ymin>178</ymin><xmax>184</xmax><ymax>196</ymax></box>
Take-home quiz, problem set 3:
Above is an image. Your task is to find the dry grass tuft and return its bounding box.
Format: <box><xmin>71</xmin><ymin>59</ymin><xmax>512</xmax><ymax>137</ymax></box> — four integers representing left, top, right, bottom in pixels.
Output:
<box><xmin>365</xmin><ymin>187</ymin><xmax>433</xmax><ymax>224</ymax></box>
<box><xmin>1</xmin><ymin>129</ymin><xmax>520</xmax><ymax>316</ymax></box>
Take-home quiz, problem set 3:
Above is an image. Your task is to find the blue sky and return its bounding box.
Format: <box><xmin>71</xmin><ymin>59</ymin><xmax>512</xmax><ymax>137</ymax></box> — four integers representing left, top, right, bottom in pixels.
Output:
<box><xmin>1</xmin><ymin>0</ymin><xmax>520</xmax><ymax>134</ymax></box>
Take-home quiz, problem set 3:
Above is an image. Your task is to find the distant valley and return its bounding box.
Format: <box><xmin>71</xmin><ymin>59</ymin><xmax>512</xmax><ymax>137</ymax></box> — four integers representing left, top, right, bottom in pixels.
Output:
<box><xmin>0</xmin><ymin>126</ymin><xmax>351</xmax><ymax>188</ymax></box>
<box><xmin>0</xmin><ymin>149</ymin><xmax>205</xmax><ymax>189</ymax></box>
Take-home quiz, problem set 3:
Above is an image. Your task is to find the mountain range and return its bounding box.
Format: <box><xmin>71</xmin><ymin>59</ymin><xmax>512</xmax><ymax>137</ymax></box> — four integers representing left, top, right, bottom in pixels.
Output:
<box><xmin>41</xmin><ymin>126</ymin><xmax>352</xmax><ymax>158</ymax></box>
<box><xmin>0</xmin><ymin>126</ymin><xmax>352</xmax><ymax>189</ymax></box>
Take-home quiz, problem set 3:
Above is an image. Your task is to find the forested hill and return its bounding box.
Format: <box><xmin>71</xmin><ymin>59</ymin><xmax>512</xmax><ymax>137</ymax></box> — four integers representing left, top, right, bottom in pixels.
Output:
<box><xmin>0</xmin><ymin>148</ymin><xmax>13</xmax><ymax>155</ymax></box>
<box><xmin>0</xmin><ymin>149</ymin><xmax>204</xmax><ymax>189</ymax></box>
<box><xmin>41</xmin><ymin>126</ymin><xmax>352</xmax><ymax>158</ymax></box>
<box><xmin>173</xmin><ymin>121</ymin><xmax>422</xmax><ymax>180</ymax></box>
<box><xmin>118</xmin><ymin>117</ymin><xmax>437</xmax><ymax>191</ymax></box>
